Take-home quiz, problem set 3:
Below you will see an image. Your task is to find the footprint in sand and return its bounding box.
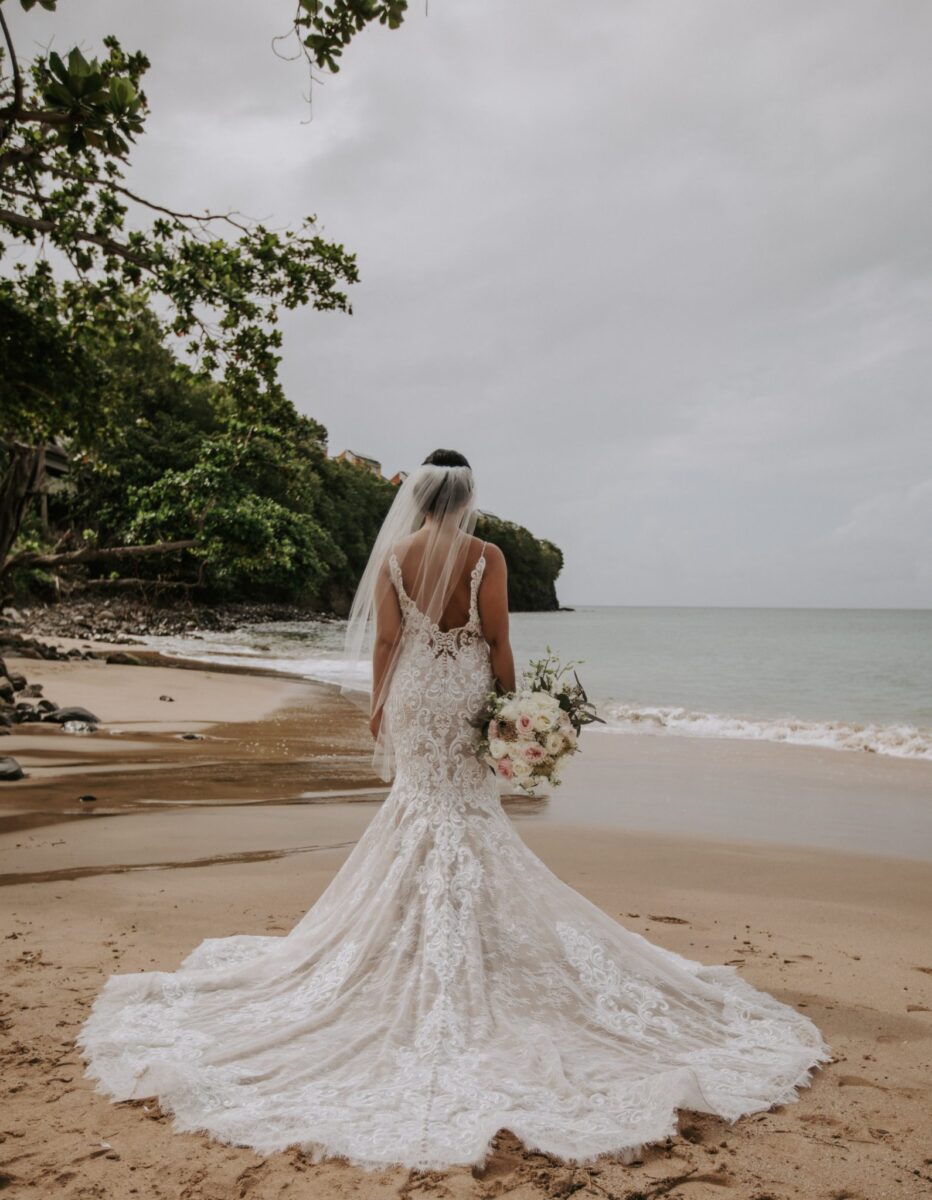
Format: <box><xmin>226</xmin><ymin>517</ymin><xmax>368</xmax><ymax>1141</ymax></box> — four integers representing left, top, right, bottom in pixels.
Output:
<box><xmin>647</xmin><ymin>914</ymin><xmax>691</xmax><ymax>924</ymax></box>
<box><xmin>836</xmin><ymin>1075</ymin><xmax>888</xmax><ymax>1090</ymax></box>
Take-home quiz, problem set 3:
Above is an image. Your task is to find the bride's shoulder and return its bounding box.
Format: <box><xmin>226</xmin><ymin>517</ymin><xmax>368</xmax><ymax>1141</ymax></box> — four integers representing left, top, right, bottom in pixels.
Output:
<box><xmin>390</xmin><ymin>532</ymin><xmax>419</xmax><ymax>557</ymax></box>
<box><xmin>475</xmin><ymin>538</ymin><xmax>505</xmax><ymax>570</ymax></box>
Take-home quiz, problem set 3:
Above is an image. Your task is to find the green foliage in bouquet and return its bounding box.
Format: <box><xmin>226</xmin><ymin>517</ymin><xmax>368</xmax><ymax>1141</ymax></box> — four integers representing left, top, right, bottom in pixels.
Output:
<box><xmin>521</xmin><ymin>648</ymin><xmax>605</xmax><ymax>735</ymax></box>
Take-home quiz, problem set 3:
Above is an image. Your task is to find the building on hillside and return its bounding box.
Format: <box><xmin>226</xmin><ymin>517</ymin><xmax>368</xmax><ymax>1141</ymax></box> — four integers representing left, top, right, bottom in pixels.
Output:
<box><xmin>388</xmin><ymin>470</ymin><xmax>408</xmax><ymax>486</ymax></box>
<box><xmin>334</xmin><ymin>449</ymin><xmax>382</xmax><ymax>476</ymax></box>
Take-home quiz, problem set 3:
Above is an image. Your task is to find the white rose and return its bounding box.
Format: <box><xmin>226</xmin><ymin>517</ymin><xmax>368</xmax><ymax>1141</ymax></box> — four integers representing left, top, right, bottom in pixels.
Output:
<box><xmin>545</xmin><ymin>731</ymin><xmax>564</xmax><ymax>755</ymax></box>
<box><xmin>532</xmin><ymin>710</ymin><xmax>554</xmax><ymax>732</ymax></box>
<box><xmin>489</xmin><ymin>738</ymin><xmax>508</xmax><ymax>759</ymax></box>
<box><xmin>511</xmin><ymin>757</ymin><xmax>532</xmax><ymax>780</ymax></box>
<box><xmin>500</xmin><ymin>700</ymin><xmax>519</xmax><ymax>721</ymax></box>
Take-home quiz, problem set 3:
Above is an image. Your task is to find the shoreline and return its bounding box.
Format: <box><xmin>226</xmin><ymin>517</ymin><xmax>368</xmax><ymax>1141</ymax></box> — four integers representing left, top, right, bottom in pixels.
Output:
<box><xmin>2</xmin><ymin>649</ymin><xmax>931</xmax><ymax>1197</ymax></box>
<box><xmin>2</xmin><ymin>647</ymin><xmax>930</xmax><ymax>860</ymax></box>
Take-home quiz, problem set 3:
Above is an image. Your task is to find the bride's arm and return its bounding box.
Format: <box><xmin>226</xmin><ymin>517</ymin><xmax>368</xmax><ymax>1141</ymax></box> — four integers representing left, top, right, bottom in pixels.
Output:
<box><xmin>479</xmin><ymin>544</ymin><xmax>516</xmax><ymax>694</ymax></box>
<box><xmin>370</xmin><ymin>562</ymin><xmax>402</xmax><ymax>738</ymax></box>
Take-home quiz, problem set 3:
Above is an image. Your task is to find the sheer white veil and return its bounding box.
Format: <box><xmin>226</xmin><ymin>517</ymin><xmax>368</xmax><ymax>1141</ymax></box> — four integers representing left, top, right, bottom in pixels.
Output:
<box><xmin>341</xmin><ymin>460</ymin><xmax>479</xmax><ymax>780</ymax></box>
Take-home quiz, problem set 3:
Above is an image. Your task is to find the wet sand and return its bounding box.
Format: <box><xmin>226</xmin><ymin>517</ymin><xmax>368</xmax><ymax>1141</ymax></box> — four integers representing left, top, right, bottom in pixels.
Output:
<box><xmin>1</xmin><ymin>652</ymin><xmax>931</xmax><ymax>1199</ymax></box>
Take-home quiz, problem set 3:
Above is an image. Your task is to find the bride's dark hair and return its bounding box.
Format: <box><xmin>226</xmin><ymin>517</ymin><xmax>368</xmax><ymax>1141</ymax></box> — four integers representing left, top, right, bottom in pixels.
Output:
<box><xmin>422</xmin><ymin>449</ymin><xmax>471</xmax><ymax>468</ymax></box>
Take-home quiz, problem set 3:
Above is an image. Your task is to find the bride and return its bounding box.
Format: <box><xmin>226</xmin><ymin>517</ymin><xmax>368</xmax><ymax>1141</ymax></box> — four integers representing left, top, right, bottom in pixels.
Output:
<box><xmin>78</xmin><ymin>449</ymin><xmax>831</xmax><ymax>1170</ymax></box>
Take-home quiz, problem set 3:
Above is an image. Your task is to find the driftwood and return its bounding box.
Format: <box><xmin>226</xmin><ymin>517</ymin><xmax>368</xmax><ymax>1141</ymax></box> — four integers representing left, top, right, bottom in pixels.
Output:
<box><xmin>2</xmin><ymin>539</ymin><xmax>198</xmax><ymax>576</ymax></box>
<box><xmin>72</xmin><ymin>577</ymin><xmax>198</xmax><ymax>592</ymax></box>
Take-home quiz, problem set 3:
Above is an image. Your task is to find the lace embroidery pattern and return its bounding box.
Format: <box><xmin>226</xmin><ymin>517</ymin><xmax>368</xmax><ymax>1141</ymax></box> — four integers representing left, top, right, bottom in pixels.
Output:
<box><xmin>77</xmin><ymin>543</ymin><xmax>831</xmax><ymax>1170</ymax></box>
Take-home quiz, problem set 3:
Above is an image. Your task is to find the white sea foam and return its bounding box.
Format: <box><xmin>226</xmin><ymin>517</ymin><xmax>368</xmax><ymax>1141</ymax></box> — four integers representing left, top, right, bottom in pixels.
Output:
<box><xmin>601</xmin><ymin>703</ymin><xmax>932</xmax><ymax>762</ymax></box>
<box><xmin>140</xmin><ymin>634</ymin><xmax>371</xmax><ymax>690</ymax></box>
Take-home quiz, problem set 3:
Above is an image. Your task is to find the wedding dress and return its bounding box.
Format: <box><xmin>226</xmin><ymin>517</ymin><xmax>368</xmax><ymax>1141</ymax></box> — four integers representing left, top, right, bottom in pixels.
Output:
<box><xmin>78</xmin><ymin>545</ymin><xmax>832</xmax><ymax>1170</ymax></box>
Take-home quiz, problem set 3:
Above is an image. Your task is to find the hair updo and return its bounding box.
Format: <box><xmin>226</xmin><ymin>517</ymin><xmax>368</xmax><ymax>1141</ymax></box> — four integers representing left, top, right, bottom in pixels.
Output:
<box><xmin>414</xmin><ymin>448</ymin><xmax>474</xmax><ymax>517</ymax></box>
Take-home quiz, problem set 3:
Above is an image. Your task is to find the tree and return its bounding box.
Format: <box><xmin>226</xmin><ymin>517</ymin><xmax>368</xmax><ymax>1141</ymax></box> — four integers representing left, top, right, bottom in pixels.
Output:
<box><xmin>0</xmin><ymin>0</ymin><xmax>362</xmax><ymax>573</ymax></box>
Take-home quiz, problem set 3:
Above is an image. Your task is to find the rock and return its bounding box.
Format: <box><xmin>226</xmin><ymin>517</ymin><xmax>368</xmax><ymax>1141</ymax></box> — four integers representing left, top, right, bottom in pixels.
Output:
<box><xmin>179</xmin><ymin>732</ymin><xmax>204</xmax><ymax>741</ymax></box>
<box><xmin>78</xmin><ymin>794</ymin><xmax>97</xmax><ymax>804</ymax></box>
<box><xmin>0</xmin><ymin>757</ymin><xmax>25</xmax><ymax>781</ymax></box>
<box><xmin>0</xmin><ymin>677</ymin><xmax>14</xmax><ymax>702</ymax></box>
<box><xmin>159</xmin><ymin>695</ymin><xmax>175</xmax><ymax>703</ymax></box>
<box><xmin>0</xmin><ymin>712</ymin><xmax>12</xmax><ymax>727</ymax></box>
<box><xmin>1</xmin><ymin>607</ymin><xmax>22</xmax><ymax>623</ymax></box>
<box><xmin>36</xmin><ymin>699</ymin><xmax>58</xmax><ymax>713</ymax></box>
<box><xmin>44</xmin><ymin>705</ymin><xmax>101</xmax><ymax>725</ymax></box>
<box><xmin>9</xmin><ymin>672</ymin><xmax>28</xmax><ymax>690</ymax></box>
<box><xmin>105</xmin><ymin>651</ymin><xmax>144</xmax><ymax>666</ymax></box>
<box><xmin>63</xmin><ymin>720</ymin><xmax>97</xmax><ymax>735</ymax></box>
<box><xmin>18</xmin><ymin>681</ymin><xmax>42</xmax><ymax>697</ymax></box>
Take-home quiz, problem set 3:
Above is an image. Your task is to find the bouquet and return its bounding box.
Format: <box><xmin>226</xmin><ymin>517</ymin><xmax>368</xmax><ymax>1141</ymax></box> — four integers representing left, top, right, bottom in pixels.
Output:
<box><xmin>477</xmin><ymin>650</ymin><xmax>604</xmax><ymax>792</ymax></box>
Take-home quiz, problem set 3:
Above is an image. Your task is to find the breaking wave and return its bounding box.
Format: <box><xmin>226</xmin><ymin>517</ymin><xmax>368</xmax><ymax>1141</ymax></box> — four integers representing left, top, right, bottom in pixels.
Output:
<box><xmin>601</xmin><ymin>704</ymin><xmax>932</xmax><ymax>762</ymax></box>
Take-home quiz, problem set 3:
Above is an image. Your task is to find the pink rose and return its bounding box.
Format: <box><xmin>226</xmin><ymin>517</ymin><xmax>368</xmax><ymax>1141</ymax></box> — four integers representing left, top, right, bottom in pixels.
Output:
<box><xmin>516</xmin><ymin>714</ymin><xmax>534</xmax><ymax>736</ymax></box>
<box><xmin>523</xmin><ymin>742</ymin><xmax>546</xmax><ymax>763</ymax></box>
<box><xmin>496</xmin><ymin>756</ymin><xmax>514</xmax><ymax>780</ymax></box>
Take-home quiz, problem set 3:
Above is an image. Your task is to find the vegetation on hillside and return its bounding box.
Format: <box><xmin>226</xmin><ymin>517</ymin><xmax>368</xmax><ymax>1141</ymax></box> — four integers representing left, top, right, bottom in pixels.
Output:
<box><xmin>0</xmin><ymin>0</ymin><xmax>562</xmax><ymax>613</ymax></box>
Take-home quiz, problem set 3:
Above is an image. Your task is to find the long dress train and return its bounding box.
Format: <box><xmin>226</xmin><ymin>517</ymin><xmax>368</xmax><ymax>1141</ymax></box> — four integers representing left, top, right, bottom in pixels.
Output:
<box><xmin>77</xmin><ymin>549</ymin><xmax>831</xmax><ymax>1169</ymax></box>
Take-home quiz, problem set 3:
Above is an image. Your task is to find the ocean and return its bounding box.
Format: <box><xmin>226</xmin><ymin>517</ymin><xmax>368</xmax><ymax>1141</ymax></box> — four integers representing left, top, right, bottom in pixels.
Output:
<box><xmin>141</xmin><ymin>605</ymin><xmax>932</xmax><ymax>763</ymax></box>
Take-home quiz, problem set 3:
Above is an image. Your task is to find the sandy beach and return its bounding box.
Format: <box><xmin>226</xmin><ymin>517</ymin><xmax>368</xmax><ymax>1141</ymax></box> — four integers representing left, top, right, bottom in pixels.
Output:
<box><xmin>1</xmin><ymin>649</ymin><xmax>931</xmax><ymax>1199</ymax></box>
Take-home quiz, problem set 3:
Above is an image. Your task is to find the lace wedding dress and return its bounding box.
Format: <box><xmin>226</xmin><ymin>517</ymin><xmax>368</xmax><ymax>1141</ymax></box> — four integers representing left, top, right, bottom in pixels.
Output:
<box><xmin>78</xmin><ymin>547</ymin><xmax>831</xmax><ymax>1169</ymax></box>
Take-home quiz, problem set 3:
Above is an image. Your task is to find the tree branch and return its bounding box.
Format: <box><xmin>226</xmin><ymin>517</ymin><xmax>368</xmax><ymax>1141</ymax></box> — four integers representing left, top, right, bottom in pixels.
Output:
<box><xmin>107</xmin><ymin>181</ymin><xmax>254</xmax><ymax>232</ymax></box>
<box><xmin>0</xmin><ymin>5</ymin><xmax>23</xmax><ymax>140</ymax></box>
<box><xmin>5</xmin><ymin>108</ymin><xmax>72</xmax><ymax>127</ymax></box>
<box><xmin>0</xmin><ymin>142</ymin><xmax>42</xmax><ymax>172</ymax></box>
<box><xmin>0</xmin><ymin>206</ymin><xmax>150</xmax><ymax>266</ymax></box>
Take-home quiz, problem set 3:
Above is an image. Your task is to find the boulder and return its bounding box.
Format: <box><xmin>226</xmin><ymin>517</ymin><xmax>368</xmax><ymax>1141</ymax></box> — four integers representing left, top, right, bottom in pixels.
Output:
<box><xmin>8</xmin><ymin>672</ymin><xmax>27</xmax><ymax>691</ymax></box>
<box><xmin>0</xmin><ymin>757</ymin><xmax>25</xmax><ymax>781</ymax></box>
<box><xmin>18</xmin><ymin>682</ymin><xmax>42</xmax><ymax>697</ymax></box>
<box><xmin>0</xmin><ymin>677</ymin><xmax>13</xmax><ymax>702</ymax></box>
<box><xmin>44</xmin><ymin>705</ymin><xmax>101</xmax><ymax>725</ymax></box>
<box><xmin>105</xmin><ymin>651</ymin><xmax>144</xmax><ymax>666</ymax></box>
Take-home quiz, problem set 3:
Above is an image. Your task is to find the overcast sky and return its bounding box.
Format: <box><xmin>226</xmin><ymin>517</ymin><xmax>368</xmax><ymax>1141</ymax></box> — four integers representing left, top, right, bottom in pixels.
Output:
<box><xmin>13</xmin><ymin>2</ymin><xmax>932</xmax><ymax>606</ymax></box>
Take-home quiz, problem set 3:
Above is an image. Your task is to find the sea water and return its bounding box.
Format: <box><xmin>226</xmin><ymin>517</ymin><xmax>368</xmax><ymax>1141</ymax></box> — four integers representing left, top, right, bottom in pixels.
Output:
<box><xmin>142</xmin><ymin>606</ymin><xmax>932</xmax><ymax>763</ymax></box>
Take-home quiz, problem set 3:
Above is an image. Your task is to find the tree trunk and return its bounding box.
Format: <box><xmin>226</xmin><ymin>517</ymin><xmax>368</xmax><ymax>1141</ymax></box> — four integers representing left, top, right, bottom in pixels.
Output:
<box><xmin>0</xmin><ymin>442</ymin><xmax>44</xmax><ymax>569</ymax></box>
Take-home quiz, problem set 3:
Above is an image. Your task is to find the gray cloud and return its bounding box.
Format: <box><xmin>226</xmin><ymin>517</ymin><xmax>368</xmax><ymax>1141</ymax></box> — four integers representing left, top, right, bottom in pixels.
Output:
<box><xmin>13</xmin><ymin>1</ymin><xmax>932</xmax><ymax>605</ymax></box>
